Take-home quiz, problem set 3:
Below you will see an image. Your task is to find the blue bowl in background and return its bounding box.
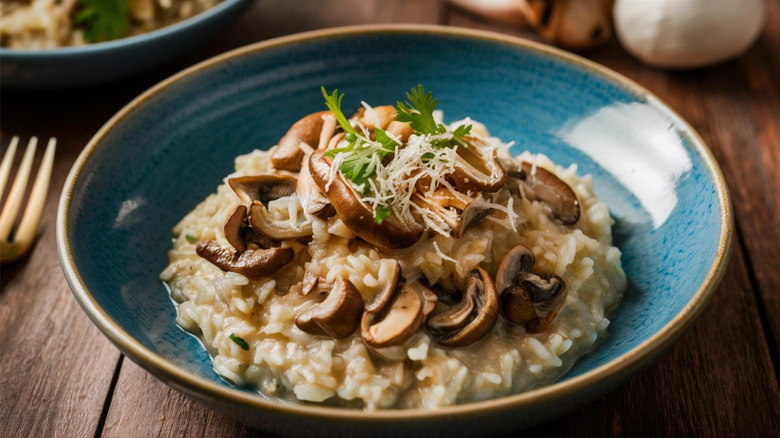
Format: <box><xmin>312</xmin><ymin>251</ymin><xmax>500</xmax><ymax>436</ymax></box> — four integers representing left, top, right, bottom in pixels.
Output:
<box><xmin>57</xmin><ymin>25</ymin><xmax>733</xmax><ymax>437</ymax></box>
<box><xmin>0</xmin><ymin>0</ymin><xmax>249</xmax><ymax>89</ymax></box>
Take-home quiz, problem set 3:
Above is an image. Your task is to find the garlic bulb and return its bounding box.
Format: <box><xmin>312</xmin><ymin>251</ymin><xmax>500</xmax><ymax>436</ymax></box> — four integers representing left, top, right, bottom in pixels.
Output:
<box><xmin>614</xmin><ymin>0</ymin><xmax>766</xmax><ymax>69</ymax></box>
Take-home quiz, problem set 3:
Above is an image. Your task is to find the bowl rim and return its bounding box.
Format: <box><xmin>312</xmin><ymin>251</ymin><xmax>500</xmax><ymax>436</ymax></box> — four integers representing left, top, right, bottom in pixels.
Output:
<box><xmin>56</xmin><ymin>24</ymin><xmax>734</xmax><ymax>421</ymax></box>
<box><xmin>0</xmin><ymin>0</ymin><xmax>247</xmax><ymax>57</ymax></box>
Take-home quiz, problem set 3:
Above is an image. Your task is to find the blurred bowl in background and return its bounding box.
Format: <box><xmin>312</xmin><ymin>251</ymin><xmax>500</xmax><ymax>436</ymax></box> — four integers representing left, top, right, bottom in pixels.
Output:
<box><xmin>0</xmin><ymin>0</ymin><xmax>250</xmax><ymax>89</ymax></box>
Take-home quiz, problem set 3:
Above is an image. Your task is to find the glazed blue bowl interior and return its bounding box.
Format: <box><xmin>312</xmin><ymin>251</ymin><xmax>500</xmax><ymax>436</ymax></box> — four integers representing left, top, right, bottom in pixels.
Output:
<box><xmin>64</xmin><ymin>31</ymin><xmax>723</xmax><ymax>393</ymax></box>
<box><xmin>0</xmin><ymin>0</ymin><xmax>249</xmax><ymax>89</ymax></box>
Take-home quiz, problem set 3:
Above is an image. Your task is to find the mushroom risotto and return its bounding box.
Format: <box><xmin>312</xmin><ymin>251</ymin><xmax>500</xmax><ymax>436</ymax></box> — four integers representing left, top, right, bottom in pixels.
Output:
<box><xmin>0</xmin><ymin>0</ymin><xmax>223</xmax><ymax>48</ymax></box>
<box><xmin>161</xmin><ymin>86</ymin><xmax>627</xmax><ymax>409</ymax></box>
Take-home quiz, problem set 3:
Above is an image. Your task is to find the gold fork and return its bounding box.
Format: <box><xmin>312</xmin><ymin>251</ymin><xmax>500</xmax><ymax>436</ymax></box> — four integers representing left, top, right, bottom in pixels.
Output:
<box><xmin>0</xmin><ymin>137</ymin><xmax>57</xmax><ymax>263</ymax></box>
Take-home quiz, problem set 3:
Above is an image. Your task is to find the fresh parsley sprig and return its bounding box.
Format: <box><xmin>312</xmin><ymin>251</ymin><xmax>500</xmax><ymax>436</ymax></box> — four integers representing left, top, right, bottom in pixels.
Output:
<box><xmin>321</xmin><ymin>87</ymin><xmax>357</xmax><ymax>136</ymax></box>
<box><xmin>396</xmin><ymin>85</ymin><xmax>472</xmax><ymax>148</ymax></box>
<box><xmin>74</xmin><ymin>0</ymin><xmax>129</xmax><ymax>43</ymax></box>
<box><xmin>322</xmin><ymin>87</ymin><xmax>400</xmax><ymax>189</ymax></box>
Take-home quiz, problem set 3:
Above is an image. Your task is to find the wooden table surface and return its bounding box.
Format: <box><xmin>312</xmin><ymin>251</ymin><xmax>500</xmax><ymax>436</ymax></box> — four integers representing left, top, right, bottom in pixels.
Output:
<box><xmin>2</xmin><ymin>1</ymin><xmax>779</xmax><ymax>436</ymax></box>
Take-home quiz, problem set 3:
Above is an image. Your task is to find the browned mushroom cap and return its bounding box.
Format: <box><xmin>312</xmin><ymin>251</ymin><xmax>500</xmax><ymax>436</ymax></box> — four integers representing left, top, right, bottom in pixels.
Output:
<box><xmin>228</xmin><ymin>174</ymin><xmax>297</xmax><ymax>205</ymax></box>
<box><xmin>196</xmin><ymin>240</ymin><xmax>294</xmax><ymax>279</ymax></box>
<box><xmin>296</xmin><ymin>153</ymin><xmax>334</xmax><ymax>219</ymax></box>
<box><xmin>426</xmin><ymin>267</ymin><xmax>500</xmax><ymax>348</ymax></box>
<box><xmin>413</xmin><ymin>188</ymin><xmax>495</xmax><ymax>238</ymax></box>
<box><xmin>308</xmin><ymin>150</ymin><xmax>423</xmax><ymax>249</ymax></box>
<box><xmin>295</xmin><ymin>276</ymin><xmax>365</xmax><ymax>339</ymax></box>
<box><xmin>495</xmin><ymin>244</ymin><xmax>535</xmax><ymax>294</ymax></box>
<box><xmin>449</xmin><ymin>136</ymin><xmax>507</xmax><ymax>192</ymax></box>
<box><xmin>224</xmin><ymin>205</ymin><xmax>249</xmax><ymax>252</ymax></box>
<box><xmin>361</xmin><ymin>281</ymin><xmax>437</xmax><ymax>348</ymax></box>
<box><xmin>510</xmin><ymin>162</ymin><xmax>580</xmax><ymax>225</ymax></box>
<box><xmin>502</xmin><ymin>273</ymin><xmax>566</xmax><ymax>333</ymax></box>
<box><xmin>271</xmin><ymin>111</ymin><xmax>330</xmax><ymax>171</ymax></box>
<box><xmin>364</xmin><ymin>260</ymin><xmax>401</xmax><ymax>314</ymax></box>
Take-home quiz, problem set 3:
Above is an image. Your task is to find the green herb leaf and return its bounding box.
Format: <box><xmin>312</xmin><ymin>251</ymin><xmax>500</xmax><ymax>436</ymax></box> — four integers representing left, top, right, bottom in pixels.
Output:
<box><xmin>321</xmin><ymin>87</ymin><xmax>357</xmax><ymax>136</ymax></box>
<box><xmin>229</xmin><ymin>334</ymin><xmax>249</xmax><ymax>350</ymax></box>
<box><xmin>396</xmin><ymin>85</ymin><xmax>444</xmax><ymax>136</ymax></box>
<box><xmin>450</xmin><ymin>123</ymin><xmax>473</xmax><ymax>147</ymax></box>
<box><xmin>74</xmin><ymin>0</ymin><xmax>129</xmax><ymax>43</ymax></box>
<box><xmin>185</xmin><ymin>234</ymin><xmax>198</xmax><ymax>244</ymax></box>
<box><xmin>324</xmin><ymin>127</ymin><xmax>399</xmax><ymax>188</ymax></box>
<box><xmin>396</xmin><ymin>85</ymin><xmax>472</xmax><ymax>148</ymax></box>
<box><xmin>374</xmin><ymin>204</ymin><xmax>393</xmax><ymax>224</ymax></box>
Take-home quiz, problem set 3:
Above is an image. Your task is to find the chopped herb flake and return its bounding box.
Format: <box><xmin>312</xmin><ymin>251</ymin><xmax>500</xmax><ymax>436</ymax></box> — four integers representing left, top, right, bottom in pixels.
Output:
<box><xmin>229</xmin><ymin>334</ymin><xmax>249</xmax><ymax>350</ymax></box>
<box><xmin>374</xmin><ymin>204</ymin><xmax>393</xmax><ymax>224</ymax></box>
<box><xmin>185</xmin><ymin>234</ymin><xmax>198</xmax><ymax>244</ymax></box>
<box><xmin>74</xmin><ymin>0</ymin><xmax>129</xmax><ymax>43</ymax></box>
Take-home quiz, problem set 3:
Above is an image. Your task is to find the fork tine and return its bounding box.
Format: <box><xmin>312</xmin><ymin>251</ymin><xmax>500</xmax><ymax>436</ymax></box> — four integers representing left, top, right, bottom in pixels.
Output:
<box><xmin>0</xmin><ymin>136</ymin><xmax>20</xmax><ymax>198</ymax></box>
<box><xmin>0</xmin><ymin>137</ymin><xmax>37</xmax><ymax>242</ymax></box>
<box><xmin>14</xmin><ymin>138</ymin><xmax>56</xmax><ymax>250</ymax></box>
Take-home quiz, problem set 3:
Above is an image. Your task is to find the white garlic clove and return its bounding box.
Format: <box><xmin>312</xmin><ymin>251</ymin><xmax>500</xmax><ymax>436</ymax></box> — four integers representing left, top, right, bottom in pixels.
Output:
<box><xmin>614</xmin><ymin>0</ymin><xmax>767</xmax><ymax>69</ymax></box>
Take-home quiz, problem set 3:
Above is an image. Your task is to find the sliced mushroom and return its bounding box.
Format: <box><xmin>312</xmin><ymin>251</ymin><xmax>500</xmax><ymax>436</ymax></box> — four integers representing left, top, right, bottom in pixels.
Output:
<box><xmin>449</xmin><ymin>136</ymin><xmax>507</xmax><ymax>192</ymax></box>
<box><xmin>357</xmin><ymin>105</ymin><xmax>397</xmax><ymax>131</ymax></box>
<box><xmin>228</xmin><ymin>174</ymin><xmax>297</xmax><ymax>205</ymax></box>
<box><xmin>496</xmin><ymin>244</ymin><xmax>568</xmax><ymax>333</ymax></box>
<box><xmin>412</xmin><ymin>188</ymin><xmax>495</xmax><ymax>238</ymax></box>
<box><xmin>495</xmin><ymin>244</ymin><xmax>536</xmax><ymax>294</ymax></box>
<box><xmin>297</xmin><ymin>153</ymin><xmax>334</xmax><ymax>219</ymax></box>
<box><xmin>196</xmin><ymin>240</ymin><xmax>294</xmax><ymax>279</ymax></box>
<box><xmin>308</xmin><ymin>150</ymin><xmax>423</xmax><ymax>249</ymax></box>
<box><xmin>428</xmin><ymin>282</ymin><xmax>463</xmax><ymax>306</ymax></box>
<box><xmin>301</xmin><ymin>270</ymin><xmax>319</xmax><ymax>296</ymax></box>
<box><xmin>249</xmin><ymin>201</ymin><xmax>313</xmax><ymax>240</ymax></box>
<box><xmin>224</xmin><ymin>205</ymin><xmax>249</xmax><ymax>253</ymax></box>
<box><xmin>426</xmin><ymin>267</ymin><xmax>500</xmax><ymax>348</ymax></box>
<box><xmin>502</xmin><ymin>273</ymin><xmax>566</xmax><ymax>333</ymax></box>
<box><xmin>361</xmin><ymin>281</ymin><xmax>437</xmax><ymax>348</ymax></box>
<box><xmin>295</xmin><ymin>276</ymin><xmax>365</xmax><ymax>339</ymax></box>
<box><xmin>271</xmin><ymin>111</ymin><xmax>330</xmax><ymax>171</ymax></box>
<box><xmin>364</xmin><ymin>260</ymin><xmax>401</xmax><ymax>314</ymax></box>
<box><xmin>228</xmin><ymin>174</ymin><xmax>314</xmax><ymax>240</ymax></box>
<box><xmin>508</xmin><ymin>162</ymin><xmax>580</xmax><ymax>225</ymax></box>
<box><xmin>386</xmin><ymin>121</ymin><xmax>414</xmax><ymax>143</ymax></box>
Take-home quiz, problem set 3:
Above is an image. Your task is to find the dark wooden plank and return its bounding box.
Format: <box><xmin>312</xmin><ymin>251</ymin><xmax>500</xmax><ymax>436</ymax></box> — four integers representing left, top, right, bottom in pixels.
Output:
<box><xmin>0</xmin><ymin>133</ymin><xmax>123</xmax><ymax>438</ymax></box>
<box><xmin>101</xmin><ymin>359</ymin><xmax>258</xmax><ymax>438</ymax></box>
<box><xmin>705</xmin><ymin>0</ymin><xmax>780</xmax><ymax>354</ymax></box>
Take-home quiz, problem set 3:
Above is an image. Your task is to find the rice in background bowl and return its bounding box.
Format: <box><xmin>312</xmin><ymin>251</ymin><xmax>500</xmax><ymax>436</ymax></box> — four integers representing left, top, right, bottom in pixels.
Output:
<box><xmin>0</xmin><ymin>0</ymin><xmax>223</xmax><ymax>49</ymax></box>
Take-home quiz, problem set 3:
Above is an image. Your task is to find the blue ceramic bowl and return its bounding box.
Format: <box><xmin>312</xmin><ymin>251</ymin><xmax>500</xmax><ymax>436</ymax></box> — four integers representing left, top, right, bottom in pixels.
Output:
<box><xmin>0</xmin><ymin>0</ymin><xmax>249</xmax><ymax>89</ymax></box>
<box><xmin>57</xmin><ymin>25</ymin><xmax>733</xmax><ymax>437</ymax></box>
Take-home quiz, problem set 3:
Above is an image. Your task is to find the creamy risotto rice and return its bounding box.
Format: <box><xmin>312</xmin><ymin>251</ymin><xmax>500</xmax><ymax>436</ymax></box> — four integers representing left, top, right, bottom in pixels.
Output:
<box><xmin>161</xmin><ymin>88</ymin><xmax>626</xmax><ymax>409</ymax></box>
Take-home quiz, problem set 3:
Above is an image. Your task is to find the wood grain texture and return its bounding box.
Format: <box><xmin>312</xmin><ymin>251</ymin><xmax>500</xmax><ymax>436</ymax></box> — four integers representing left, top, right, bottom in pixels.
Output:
<box><xmin>0</xmin><ymin>135</ymin><xmax>122</xmax><ymax>438</ymax></box>
<box><xmin>2</xmin><ymin>0</ymin><xmax>780</xmax><ymax>436</ymax></box>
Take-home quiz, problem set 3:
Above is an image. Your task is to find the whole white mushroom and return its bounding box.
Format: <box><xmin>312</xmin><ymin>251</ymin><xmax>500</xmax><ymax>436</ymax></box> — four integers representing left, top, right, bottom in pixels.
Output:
<box><xmin>614</xmin><ymin>0</ymin><xmax>767</xmax><ymax>69</ymax></box>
